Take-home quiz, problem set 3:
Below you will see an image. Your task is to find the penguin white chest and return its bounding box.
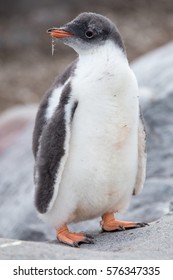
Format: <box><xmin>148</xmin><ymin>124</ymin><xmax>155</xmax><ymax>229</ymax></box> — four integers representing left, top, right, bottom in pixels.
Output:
<box><xmin>58</xmin><ymin>51</ymin><xmax>139</xmax><ymax>223</ymax></box>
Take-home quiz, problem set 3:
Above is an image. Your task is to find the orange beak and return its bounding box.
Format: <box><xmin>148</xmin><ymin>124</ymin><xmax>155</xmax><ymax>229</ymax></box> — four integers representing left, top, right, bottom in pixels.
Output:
<box><xmin>47</xmin><ymin>28</ymin><xmax>74</xmax><ymax>38</ymax></box>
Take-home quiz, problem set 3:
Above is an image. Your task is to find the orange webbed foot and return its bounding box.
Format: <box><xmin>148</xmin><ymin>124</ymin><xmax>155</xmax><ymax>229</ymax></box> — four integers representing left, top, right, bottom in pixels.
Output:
<box><xmin>100</xmin><ymin>213</ymin><xmax>148</xmax><ymax>232</ymax></box>
<box><xmin>56</xmin><ymin>225</ymin><xmax>94</xmax><ymax>247</ymax></box>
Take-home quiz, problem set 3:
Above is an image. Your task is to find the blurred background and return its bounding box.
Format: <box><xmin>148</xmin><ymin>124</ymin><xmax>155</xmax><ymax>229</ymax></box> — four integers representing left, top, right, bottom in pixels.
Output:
<box><xmin>0</xmin><ymin>0</ymin><xmax>173</xmax><ymax>112</ymax></box>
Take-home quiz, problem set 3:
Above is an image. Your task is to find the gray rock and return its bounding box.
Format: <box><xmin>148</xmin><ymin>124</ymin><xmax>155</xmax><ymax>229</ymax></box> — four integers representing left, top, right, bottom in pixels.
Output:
<box><xmin>132</xmin><ymin>42</ymin><xmax>173</xmax><ymax>179</ymax></box>
<box><xmin>0</xmin><ymin>211</ymin><xmax>172</xmax><ymax>259</ymax></box>
<box><xmin>0</xmin><ymin>106</ymin><xmax>55</xmax><ymax>241</ymax></box>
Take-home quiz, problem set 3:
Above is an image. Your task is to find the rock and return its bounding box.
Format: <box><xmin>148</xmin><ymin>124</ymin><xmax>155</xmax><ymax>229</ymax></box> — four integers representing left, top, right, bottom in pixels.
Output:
<box><xmin>0</xmin><ymin>105</ymin><xmax>55</xmax><ymax>241</ymax></box>
<box><xmin>0</xmin><ymin>211</ymin><xmax>172</xmax><ymax>259</ymax></box>
<box><xmin>132</xmin><ymin>41</ymin><xmax>173</xmax><ymax>180</ymax></box>
<box><xmin>0</xmin><ymin>42</ymin><xmax>173</xmax><ymax>259</ymax></box>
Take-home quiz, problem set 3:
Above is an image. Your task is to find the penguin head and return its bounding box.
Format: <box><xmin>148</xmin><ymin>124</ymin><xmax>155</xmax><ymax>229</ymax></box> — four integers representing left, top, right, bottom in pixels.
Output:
<box><xmin>47</xmin><ymin>12</ymin><xmax>125</xmax><ymax>54</ymax></box>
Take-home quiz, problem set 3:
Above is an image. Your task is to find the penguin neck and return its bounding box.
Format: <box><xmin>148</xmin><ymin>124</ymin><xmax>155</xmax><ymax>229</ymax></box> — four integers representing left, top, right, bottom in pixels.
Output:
<box><xmin>76</xmin><ymin>39</ymin><xmax>129</xmax><ymax>79</ymax></box>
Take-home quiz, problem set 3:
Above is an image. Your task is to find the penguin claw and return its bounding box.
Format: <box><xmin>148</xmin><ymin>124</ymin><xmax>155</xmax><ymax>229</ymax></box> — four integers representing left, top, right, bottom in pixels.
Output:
<box><xmin>136</xmin><ymin>222</ymin><xmax>149</xmax><ymax>227</ymax></box>
<box><xmin>101</xmin><ymin>221</ymin><xmax>148</xmax><ymax>232</ymax></box>
<box><xmin>85</xmin><ymin>233</ymin><xmax>95</xmax><ymax>239</ymax></box>
<box><xmin>83</xmin><ymin>237</ymin><xmax>95</xmax><ymax>244</ymax></box>
<box><xmin>118</xmin><ymin>225</ymin><xmax>125</xmax><ymax>231</ymax></box>
<box><xmin>101</xmin><ymin>213</ymin><xmax>149</xmax><ymax>232</ymax></box>
<box><xmin>65</xmin><ymin>236</ymin><xmax>95</xmax><ymax>247</ymax></box>
<box><xmin>72</xmin><ymin>242</ymin><xmax>80</xmax><ymax>248</ymax></box>
<box><xmin>56</xmin><ymin>225</ymin><xmax>95</xmax><ymax>247</ymax></box>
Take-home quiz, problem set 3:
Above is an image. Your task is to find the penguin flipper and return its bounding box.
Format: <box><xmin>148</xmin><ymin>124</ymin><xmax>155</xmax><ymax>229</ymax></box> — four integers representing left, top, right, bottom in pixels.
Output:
<box><xmin>32</xmin><ymin>60</ymin><xmax>77</xmax><ymax>158</ymax></box>
<box><xmin>133</xmin><ymin>110</ymin><xmax>147</xmax><ymax>195</ymax></box>
<box><xmin>34</xmin><ymin>83</ymin><xmax>78</xmax><ymax>214</ymax></box>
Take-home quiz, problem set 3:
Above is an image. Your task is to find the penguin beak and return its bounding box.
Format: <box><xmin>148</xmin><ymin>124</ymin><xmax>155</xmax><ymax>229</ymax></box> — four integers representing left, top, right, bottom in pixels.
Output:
<box><xmin>47</xmin><ymin>28</ymin><xmax>74</xmax><ymax>38</ymax></box>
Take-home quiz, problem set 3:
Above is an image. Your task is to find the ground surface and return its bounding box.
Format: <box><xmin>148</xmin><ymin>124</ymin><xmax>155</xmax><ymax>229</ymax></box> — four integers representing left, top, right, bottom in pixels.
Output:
<box><xmin>0</xmin><ymin>212</ymin><xmax>173</xmax><ymax>259</ymax></box>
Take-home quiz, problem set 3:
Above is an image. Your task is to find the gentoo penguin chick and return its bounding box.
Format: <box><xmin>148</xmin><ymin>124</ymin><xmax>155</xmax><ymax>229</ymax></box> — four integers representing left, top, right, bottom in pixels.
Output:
<box><xmin>33</xmin><ymin>12</ymin><xmax>147</xmax><ymax>247</ymax></box>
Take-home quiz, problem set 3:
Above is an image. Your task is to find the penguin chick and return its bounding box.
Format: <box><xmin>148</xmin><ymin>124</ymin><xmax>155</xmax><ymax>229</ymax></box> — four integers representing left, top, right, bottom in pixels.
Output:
<box><xmin>33</xmin><ymin>12</ymin><xmax>147</xmax><ymax>247</ymax></box>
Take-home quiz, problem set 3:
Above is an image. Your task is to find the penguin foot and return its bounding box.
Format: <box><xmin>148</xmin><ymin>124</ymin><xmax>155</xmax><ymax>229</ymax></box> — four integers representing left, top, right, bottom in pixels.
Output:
<box><xmin>100</xmin><ymin>213</ymin><xmax>148</xmax><ymax>232</ymax></box>
<box><xmin>56</xmin><ymin>225</ymin><xmax>95</xmax><ymax>247</ymax></box>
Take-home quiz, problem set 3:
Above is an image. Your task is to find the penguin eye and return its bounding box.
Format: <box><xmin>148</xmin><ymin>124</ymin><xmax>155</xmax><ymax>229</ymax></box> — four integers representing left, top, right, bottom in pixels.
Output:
<box><xmin>85</xmin><ymin>30</ymin><xmax>95</xmax><ymax>39</ymax></box>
